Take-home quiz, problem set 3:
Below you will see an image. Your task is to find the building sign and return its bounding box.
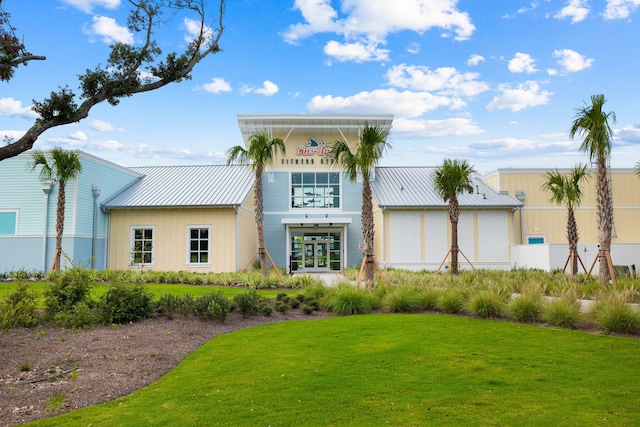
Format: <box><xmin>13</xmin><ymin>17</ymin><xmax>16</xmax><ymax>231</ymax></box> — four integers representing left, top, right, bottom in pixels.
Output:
<box><xmin>296</xmin><ymin>137</ymin><xmax>332</xmax><ymax>156</ymax></box>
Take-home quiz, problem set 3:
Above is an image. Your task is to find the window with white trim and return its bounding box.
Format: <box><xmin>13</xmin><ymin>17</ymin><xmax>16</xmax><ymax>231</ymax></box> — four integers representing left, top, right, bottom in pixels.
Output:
<box><xmin>0</xmin><ymin>210</ymin><xmax>18</xmax><ymax>235</ymax></box>
<box><xmin>188</xmin><ymin>226</ymin><xmax>210</xmax><ymax>264</ymax></box>
<box><xmin>291</xmin><ymin>172</ymin><xmax>340</xmax><ymax>209</ymax></box>
<box><xmin>131</xmin><ymin>227</ymin><xmax>154</xmax><ymax>265</ymax></box>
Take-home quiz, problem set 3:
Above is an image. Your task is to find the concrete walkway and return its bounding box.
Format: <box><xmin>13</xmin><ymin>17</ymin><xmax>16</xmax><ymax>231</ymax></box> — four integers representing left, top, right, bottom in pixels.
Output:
<box><xmin>295</xmin><ymin>272</ymin><xmax>350</xmax><ymax>287</ymax></box>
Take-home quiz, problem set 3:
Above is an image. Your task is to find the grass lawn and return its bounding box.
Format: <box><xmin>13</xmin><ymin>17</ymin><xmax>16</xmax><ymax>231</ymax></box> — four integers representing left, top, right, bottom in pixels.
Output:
<box><xmin>30</xmin><ymin>314</ymin><xmax>640</xmax><ymax>426</ymax></box>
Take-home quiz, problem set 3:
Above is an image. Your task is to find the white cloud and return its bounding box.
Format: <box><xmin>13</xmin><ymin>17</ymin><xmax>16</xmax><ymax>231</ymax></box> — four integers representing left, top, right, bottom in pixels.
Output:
<box><xmin>508</xmin><ymin>52</ymin><xmax>538</xmax><ymax>73</ymax></box>
<box><xmin>467</xmin><ymin>54</ymin><xmax>485</xmax><ymax>66</ymax></box>
<box><xmin>183</xmin><ymin>17</ymin><xmax>214</xmax><ymax>45</ymax></box>
<box><xmin>323</xmin><ymin>39</ymin><xmax>390</xmax><ymax>62</ymax></box>
<box><xmin>555</xmin><ymin>0</ymin><xmax>590</xmax><ymax>23</ymax></box>
<box><xmin>486</xmin><ymin>81</ymin><xmax>552</xmax><ymax>112</ymax></box>
<box><xmin>283</xmin><ymin>0</ymin><xmax>475</xmax><ymax>62</ymax></box>
<box><xmin>69</xmin><ymin>131</ymin><xmax>88</xmax><ymax>141</ymax></box>
<box><xmin>406</xmin><ymin>42</ymin><xmax>420</xmax><ymax>54</ymax></box>
<box><xmin>393</xmin><ymin>117</ymin><xmax>484</xmax><ymax>137</ymax></box>
<box><xmin>202</xmin><ymin>78</ymin><xmax>232</xmax><ymax>94</ymax></box>
<box><xmin>61</xmin><ymin>0</ymin><xmax>120</xmax><ymax>14</ymax></box>
<box><xmin>386</xmin><ymin>64</ymin><xmax>489</xmax><ymax>97</ymax></box>
<box><xmin>553</xmin><ymin>49</ymin><xmax>594</xmax><ymax>72</ymax></box>
<box><xmin>0</xmin><ymin>98</ymin><xmax>38</xmax><ymax>119</ymax></box>
<box><xmin>241</xmin><ymin>81</ymin><xmax>279</xmax><ymax>96</ymax></box>
<box><xmin>90</xmin><ymin>120</ymin><xmax>123</xmax><ymax>132</ymax></box>
<box><xmin>502</xmin><ymin>2</ymin><xmax>540</xmax><ymax>18</ymax></box>
<box><xmin>604</xmin><ymin>0</ymin><xmax>640</xmax><ymax>19</ymax></box>
<box><xmin>0</xmin><ymin>130</ymin><xmax>26</xmax><ymax>142</ymax></box>
<box><xmin>307</xmin><ymin>88</ymin><xmax>455</xmax><ymax>118</ymax></box>
<box><xmin>84</xmin><ymin>16</ymin><xmax>133</xmax><ymax>44</ymax></box>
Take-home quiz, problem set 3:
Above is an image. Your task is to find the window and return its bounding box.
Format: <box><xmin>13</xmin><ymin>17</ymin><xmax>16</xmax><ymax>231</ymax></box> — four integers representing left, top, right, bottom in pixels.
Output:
<box><xmin>131</xmin><ymin>227</ymin><xmax>154</xmax><ymax>265</ymax></box>
<box><xmin>0</xmin><ymin>211</ymin><xmax>17</xmax><ymax>235</ymax></box>
<box><xmin>291</xmin><ymin>172</ymin><xmax>340</xmax><ymax>209</ymax></box>
<box><xmin>527</xmin><ymin>235</ymin><xmax>546</xmax><ymax>244</ymax></box>
<box><xmin>188</xmin><ymin>226</ymin><xmax>210</xmax><ymax>264</ymax></box>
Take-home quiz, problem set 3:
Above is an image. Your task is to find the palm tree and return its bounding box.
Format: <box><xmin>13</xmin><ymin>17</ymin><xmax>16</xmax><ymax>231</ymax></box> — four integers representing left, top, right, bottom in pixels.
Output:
<box><xmin>569</xmin><ymin>94</ymin><xmax>616</xmax><ymax>283</ymax></box>
<box><xmin>30</xmin><ymin>148</ymin><xmax>82</xmax><ymax>271</ymax></box>
<box><xmin>328</xmin><ymin>124</ymin><xmax>391</xmax><ymax>288</ymax></box>
<box><xmin>227</xmin><ymin>133</ymin><xmax>285</xmax><ymax>278</ymax></box>
<box><xmin>542</xmin><ymin>164</ymin><xmax>590</xmax><ymax>276</ymax></box>
<box><xmin>433</xmin><ymin>158</ymin><xmax>476</xmax><ymax>275</ymax></box>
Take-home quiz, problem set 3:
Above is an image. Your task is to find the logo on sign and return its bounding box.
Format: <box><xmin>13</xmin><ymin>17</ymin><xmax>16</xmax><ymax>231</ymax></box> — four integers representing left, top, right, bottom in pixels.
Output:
<box><xmin>296</xmin><ymin>138</ymin><xmax>332</xmax><ymax>156</ymax></box>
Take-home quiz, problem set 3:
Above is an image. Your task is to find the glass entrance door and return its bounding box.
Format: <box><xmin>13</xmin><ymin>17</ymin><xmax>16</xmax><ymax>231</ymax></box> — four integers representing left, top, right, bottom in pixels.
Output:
<box><xmin>291</xmin><ymin>230</ymin><xmax>341</xmax><ymax>272</ymax></box>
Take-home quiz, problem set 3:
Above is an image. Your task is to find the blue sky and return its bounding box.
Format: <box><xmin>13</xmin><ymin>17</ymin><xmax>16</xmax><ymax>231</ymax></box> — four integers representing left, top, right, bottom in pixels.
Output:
<box><xmin>2</xmin><ymin>0</ymin><xmax>640</xmax><ymax>174</ymax></box>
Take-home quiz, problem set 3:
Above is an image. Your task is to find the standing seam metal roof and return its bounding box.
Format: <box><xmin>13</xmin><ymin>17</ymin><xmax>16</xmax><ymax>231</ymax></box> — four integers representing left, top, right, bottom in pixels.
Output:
<box><xmin>102</xmin><ymin>164</ymin><xmax>254</xmax><ymax>208</ymax></box>
<box><xmin>371</xmin><ymin>167</ymin><xmax>522</xmax><ymax>208</ymax></box>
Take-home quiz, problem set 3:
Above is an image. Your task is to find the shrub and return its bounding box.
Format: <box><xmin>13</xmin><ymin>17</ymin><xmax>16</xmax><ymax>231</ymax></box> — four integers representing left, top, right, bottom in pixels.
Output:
<box><xmin>304</xmin><ymin>282</ymin><xmax>327</xmax><ymax>301</ymax></box>
<box><xmin>590</xmin><ymin>294</ymin><xmax>640</xmax><ymax>335</ymax></box>
<box><xmin>0</xmin><ymin>282</ymin><xmax>41</xmax><ymax>330</ymax></box>
<box><xmin>207</xmin><ymin>295</ymin><xmax>231</xmax><ymax>323</ymax></box>
<box><xmin>543</xmin><ymin>298</ymin><xmax>583</xmax><ymax>329</ymax></box>
<box><xmin>44</xmin><ymin>269</ymin><xmax>93</xmax><ymax>316</ymax></box>
<box><xmin>275</xmin><ymin>300</ymin><xmax>290</xmax><ymax>313</ymax></box>
<box><xmin>380</xmin><ymin>286</ymin><xmax>421</xmax><ymax>313</ymax></box>
<box><xmin>301</xmin><ymin>305</ymin><xmax>315</xmax><ymax>315</ymax></box>
<box><xmin>437</xmin><ymin>288</ymin><xmax>468</xmax><ymax>314</ymax></box>
<box><xmin>98</xmin><ymin>283</ymin><xmax>153</xmax><ymax>324</ymax></box>
<box><xmin>233</xmin><ymin>290</ymin><xmax>265</xmax><ymax>318</ymax></box>
<box><xmin>467</xmin><ymin>290</ymin><xmax>505</xmax><ymax>319</ymax></box>
<box><xmin>155</xmin><ymin>294</ymin><xmax>182</xmax><ymax>318</ymax></box>
<box><xmin>508</xmin><ymin>293</ymin><xmax>544</xmax><ymax>323</ymax></box>
<box><xmin>415</xmin><ymin>287</ymin><xmax>440</xmax><ymax>311</ymax></box>
<box><xmin>321</xmin><ymin>284</ymin><xmax>373</xmax><ymax>315</ymax></box>
<box><xmin>53</xmin><ymin>302</ymin><xmax>97</xmax><ymax>329</ymax></box>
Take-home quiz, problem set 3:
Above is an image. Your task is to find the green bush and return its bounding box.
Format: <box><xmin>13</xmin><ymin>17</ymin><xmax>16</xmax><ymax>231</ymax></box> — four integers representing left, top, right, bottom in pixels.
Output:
<box><xmin>415</xmin><ymin>287</ymin><xmax>440</xmax><ymax>311</ymax></box>
<box><xmin>98</xmin><ymin>283</ymin><xmax>153</xmax><ymax>324</ymax></box>
<box><xmin>467</xmin><ymin>290</ymin><xmax>505</xmax><ymax>319</ymax></box>
<box><xmin>591</xmin><ymin>295</ymin><xmax>640</xmax><ymax>335</ymax></box>
<box><xmin>508</xmin><ymin>293</ymin><xmax>544</xmax><ymax>323</ymax></box>
<box><xmin>0</xmin><ymin>283</ymin><xmax>41</xmax><ymax>330</ymax></box>
<box><xmin>321</xmin><ymin>284</ymin><xmax>373</xmax><ymax>315</ymax></box>
<box><xmin>207</xmin><ymin>296</ymin><xmax>231</xmax><ymax>323</ymax></box>
<box><xmin>155</xmin><ymin>294</ymin><xmax>182</xmax><ymax>318</ymax></box>
<box><xmin>380</xmin><ymin>286</ymin><xmax>421</xmax><ymax>313</ymax></box>
<box><xmin>543</xmin><ymin>298</ymin><xmax>583</xmax><ymax>329</ymax></box>
<box><xmin>44</xmin><ymin>269</ymin><xmax>93</xmax><ymax>316</ymax></box>
<box><xmin>437</xmin><ymin>289</ymin><xmax>467</xmax><ymax>314</ymax></box>
<box><xmin>233</xmin><ymin>290</ymin><xmax>265</xmax><ymax>318</ymax></box>
<box><xmin>275</xmin><ymin>300</ymin><xmax>289</xmax><ymax>313</ymax></box>
<box><xmin>53</xmin><ymin>302</ymin><xmax>97</xmax><ymax>329</ymax></box>
<box><xmin>304</xmin><ymin>282</ymin><xmax>327</xmax><ymax>301</ymax></box>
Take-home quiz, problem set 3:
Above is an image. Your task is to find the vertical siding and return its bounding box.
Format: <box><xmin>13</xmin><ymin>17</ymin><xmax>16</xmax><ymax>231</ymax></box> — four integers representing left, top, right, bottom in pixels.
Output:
<box><xmin>108</xmin><ymin>208</ymin><xmax>238</xmax><ymax>272</ymax></box>
<box><xmin>488</xmin><ymin>170</ymin><xmax>640</xmax><ymax>245</ymax></box>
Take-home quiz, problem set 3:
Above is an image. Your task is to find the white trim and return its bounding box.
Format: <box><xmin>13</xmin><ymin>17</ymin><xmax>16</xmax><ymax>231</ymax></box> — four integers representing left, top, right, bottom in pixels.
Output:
<box><xmin>130</xmin><ymin>225</ymin><xmax>155</xmax><ymax>267</ymax></box>
<box><xmin>281</xmin><ymin>217</ymin><xmax>352</xmax><ymax>225</ymax></box>
<box><xmin>186</xmin><ymin>224</ymin><xmax>212</xmax><ymax>267</ymax></box>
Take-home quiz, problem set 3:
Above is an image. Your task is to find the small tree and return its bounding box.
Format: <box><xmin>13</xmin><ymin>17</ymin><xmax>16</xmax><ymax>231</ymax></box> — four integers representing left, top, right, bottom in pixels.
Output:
<box><xmin>0</xmin><ymin>0</ymin><xmax>226</xmax><ymax>161</ymax></box>
<box><xmin>226</xmin><ymin>134</ymin><xmax>285</xmax><ymax>278</ymax></box>
<box><xmin>433</xmin><ymin>158</ymin><xmax>476</xmax><ymax>275</ymax></box>
<box><xmin>542</xmin><ymin>164</ymin><xmax>590</xmax><ymax>276</ymax></box>
<box><xmin>30</xmin><ymin>148</ymin><xmax>82</xmax><ymax>271</ymax></box>
<box><xmin>0</xmin><ymin>0</ymin><xmax>46</xmax><ymax>81</ymax></box>
<box><xmin>569</xmin><ymin>94</ymin><xmax>616</xmax><ymax>283</ymax></box>
<box><xmin>328</xmin><ymin>124</ymin><xmax>391</xmax><ymax>288</ymax></box>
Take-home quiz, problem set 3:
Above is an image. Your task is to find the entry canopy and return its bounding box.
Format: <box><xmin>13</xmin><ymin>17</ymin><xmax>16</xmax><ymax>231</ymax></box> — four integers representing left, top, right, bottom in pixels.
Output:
<box><xmin>238</xmin><ymin>114</ymin><xmax>393</xmax><ymax>147</ymax></box>
<box><xmin>281</xmin><ymin>217</ymin><xmax>352</xmax><ymax>225</ymax></box>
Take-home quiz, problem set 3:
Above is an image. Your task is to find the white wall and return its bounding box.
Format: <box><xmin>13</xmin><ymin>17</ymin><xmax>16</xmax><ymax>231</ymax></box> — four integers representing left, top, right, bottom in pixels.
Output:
<box><xmin>510</xmin><ymin>243</ymin><xmax>640</xmax><ymax>275</ymax></box>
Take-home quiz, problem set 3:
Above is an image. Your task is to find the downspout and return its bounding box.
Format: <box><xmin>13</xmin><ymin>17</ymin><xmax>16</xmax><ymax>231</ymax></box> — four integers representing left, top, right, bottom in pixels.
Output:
<box><xmin>102</xmin><ymin>206</ymin><xmax>110</xmax><ymax>270</ymax></box>
<box><xmin>91</xmin><ymin>186</ymin><xmax>100</xmax><ymax>269</ymax></box>
<box><xmin>234</xmin><ymin>206</ymin><xmax>239</xmax><ymax>271</ymax></box>
<box><xmin>41</xmin><ymin>180</ymin><xmax>53</xmax><ymax>272</ymax></box>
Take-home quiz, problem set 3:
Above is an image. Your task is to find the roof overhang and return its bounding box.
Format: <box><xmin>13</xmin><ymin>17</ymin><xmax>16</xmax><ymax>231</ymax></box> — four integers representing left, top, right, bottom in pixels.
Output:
<box><xmin>281</xmin><ymin>217</ymin><xmax>353</xmax><ymax>225</ymax></box>
<box><xmin>238</xmin><ymin>114</ymin><xmax>393</xmax><ymax>146</ymax></box>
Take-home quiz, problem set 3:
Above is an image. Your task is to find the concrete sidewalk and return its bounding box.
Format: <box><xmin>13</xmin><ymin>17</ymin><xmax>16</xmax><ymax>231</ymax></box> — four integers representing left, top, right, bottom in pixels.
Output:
<box><xmin>295</xmin><ymin>272</ymin><xmax>350</xmax><ymax>287</ymax></box>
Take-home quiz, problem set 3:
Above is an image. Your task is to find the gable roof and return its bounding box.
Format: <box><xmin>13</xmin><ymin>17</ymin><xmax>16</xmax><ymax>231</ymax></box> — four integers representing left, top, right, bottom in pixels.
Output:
<box><xmin>371</xmin><ymin>167</ymin><xmax>522</xmax><ymax>208</ymax></box>
<box><xmin>103</xmin><ymin>164</ymin><xmax>254</xmax><ymax>209</ymax></box>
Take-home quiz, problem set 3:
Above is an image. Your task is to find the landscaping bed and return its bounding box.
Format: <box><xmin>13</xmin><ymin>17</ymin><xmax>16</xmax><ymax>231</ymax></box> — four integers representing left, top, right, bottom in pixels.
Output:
<box><xmin>0</xmin><ymin>309</ymin><xmax>331</xmax><ymax>426</ymax></box>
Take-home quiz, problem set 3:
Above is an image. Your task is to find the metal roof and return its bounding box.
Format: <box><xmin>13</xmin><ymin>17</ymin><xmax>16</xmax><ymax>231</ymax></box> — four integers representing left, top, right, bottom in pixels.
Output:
<box><xmin>237</xmin><ymin>114</ymin><xmax>393</xmax><ymax>146</ymax></box>
<box><xmin>103</xmin><ymin>164</ymin><xmax>254</xmax><ymax>209</ymax></box>
<box><xmin>371</xmin><ymin>167</ymin><xmax>523</xmax><ymax>208</ymax></box>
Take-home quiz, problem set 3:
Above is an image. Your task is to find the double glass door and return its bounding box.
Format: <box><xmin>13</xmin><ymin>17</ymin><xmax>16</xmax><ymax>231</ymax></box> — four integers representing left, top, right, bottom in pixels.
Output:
<box><xmin>290</xmin><ymin>230</ymin><xmax>341</xmax><ymax>272</ymax></box>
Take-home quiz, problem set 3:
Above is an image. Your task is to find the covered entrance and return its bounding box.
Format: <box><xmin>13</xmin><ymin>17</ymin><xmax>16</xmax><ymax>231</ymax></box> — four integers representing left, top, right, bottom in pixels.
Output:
<box><xmin>290</xmin><ymin>230</ymin><xmax>342</xmax><ymax>273</ymax></box>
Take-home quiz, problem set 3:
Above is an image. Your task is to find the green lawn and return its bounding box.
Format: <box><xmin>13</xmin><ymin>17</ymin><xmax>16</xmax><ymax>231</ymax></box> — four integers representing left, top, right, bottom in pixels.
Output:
<box><xmin>29</xmin><ymin>314</ymin><xmax>640</xmax><ymax>426</ymax></box>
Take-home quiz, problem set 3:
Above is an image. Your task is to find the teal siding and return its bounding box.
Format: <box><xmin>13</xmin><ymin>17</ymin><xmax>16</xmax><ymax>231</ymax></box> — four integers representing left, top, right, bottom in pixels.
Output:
<box><xmin>262</xmin><ymin>171</ymin><xmax>290</xmax><ymax>211</ymax></box>
<box><xmin>0</xmin><ymin>152</ymin><xmax>139</xmax><ymax>272</ymax></box>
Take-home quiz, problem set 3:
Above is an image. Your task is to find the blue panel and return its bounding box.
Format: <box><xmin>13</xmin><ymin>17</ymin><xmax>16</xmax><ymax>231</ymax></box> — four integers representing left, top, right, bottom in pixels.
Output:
<box><xmin>0</xmin><ymin>237</ymin><xmax>44</xmax><ymax>272</ymax></box>
<box><xmin>0</xmin><ymin>212</ymin><xmax>16</xmax><ymax>235</ymax></box>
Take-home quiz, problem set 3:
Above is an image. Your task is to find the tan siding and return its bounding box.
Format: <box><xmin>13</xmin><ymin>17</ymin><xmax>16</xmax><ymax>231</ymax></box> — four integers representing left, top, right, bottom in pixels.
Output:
<box><xmin>108</xmin><ymin>208</ymin><xmax>239</xmax><ymax>272</ymax></box>
<box><xmin>486</xmin><ymin>170</ymin><xmax>640</xmax><ymax>245</ymax></box>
